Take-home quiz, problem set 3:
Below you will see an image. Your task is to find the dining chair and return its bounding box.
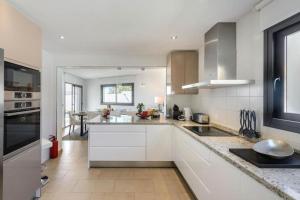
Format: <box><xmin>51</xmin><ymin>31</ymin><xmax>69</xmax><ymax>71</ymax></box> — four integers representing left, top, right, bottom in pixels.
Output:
<box><xmin>68</xmin><ymin>111</ymin><xmax>81</xmax><ymax>135</ymax></box>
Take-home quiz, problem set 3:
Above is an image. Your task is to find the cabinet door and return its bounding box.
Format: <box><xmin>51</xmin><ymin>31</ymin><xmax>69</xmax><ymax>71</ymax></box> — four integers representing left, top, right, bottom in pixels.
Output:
<box><xmin>171</xmin><ymin>52</ymin><xmax>186</xmax><ymax>94</ymax></box>
<box><xmin>0</xmin><ymin>1</ymin><xmax>42</xmax><ymax>69</ymax></box>
<box><xmin>146</xmin><ymin>125</ymin><xmax>172</xmax><ymax>161</ymax></box>
<box><xmin>240</xmin><ymin>172</ymin><xmax>282</xmax><ymax>200</ymax></box>
<box><xmin>184</xmin><ymin>51</ymin><xmax>199</xmax><ymax>94</ymax></box>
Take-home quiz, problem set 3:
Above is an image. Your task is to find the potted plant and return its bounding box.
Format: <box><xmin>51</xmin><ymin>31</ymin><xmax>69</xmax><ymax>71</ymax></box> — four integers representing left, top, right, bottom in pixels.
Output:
<box><xmin>136</xmin><ymin>103</ymin><xmax>145</xmax><ymax>114</ymax></box>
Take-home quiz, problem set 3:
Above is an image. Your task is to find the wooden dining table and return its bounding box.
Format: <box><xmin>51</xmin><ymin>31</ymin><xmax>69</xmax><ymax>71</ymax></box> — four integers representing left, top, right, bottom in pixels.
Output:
<box><xmin>73</xmin><ymin>112</ymin><xmax>88</xmax><ymax>136</ymax></box>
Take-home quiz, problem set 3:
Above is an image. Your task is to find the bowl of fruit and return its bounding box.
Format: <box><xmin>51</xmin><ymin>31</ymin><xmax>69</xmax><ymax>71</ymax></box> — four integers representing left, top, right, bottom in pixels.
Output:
<box><xmin>136</xmin><ymin>111</ymin><xmax>150</xmax><ymax>119</ymax></box>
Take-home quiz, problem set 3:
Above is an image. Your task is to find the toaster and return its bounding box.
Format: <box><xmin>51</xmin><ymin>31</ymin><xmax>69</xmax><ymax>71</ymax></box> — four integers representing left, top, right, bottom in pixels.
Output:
<box><xmin>192</xmin><ymin>113</ymin><xmax>209</xmax><ymax>124</ymax></box>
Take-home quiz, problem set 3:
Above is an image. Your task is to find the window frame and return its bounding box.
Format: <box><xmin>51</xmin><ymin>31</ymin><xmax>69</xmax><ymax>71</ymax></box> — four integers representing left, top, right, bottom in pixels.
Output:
<box><xmin>264</xmin><ymin>12</ymin><xmax>300</xmax><ymax>133</ymax></box>
<box><xmin>101</xmin><ymin>83</ymin><xmax>134</xmax><ymax>106</ymax></box>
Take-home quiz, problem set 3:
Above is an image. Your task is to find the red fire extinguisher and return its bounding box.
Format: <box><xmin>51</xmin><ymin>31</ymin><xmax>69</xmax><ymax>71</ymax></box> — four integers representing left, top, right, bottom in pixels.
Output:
<box><xmin>49</xmin><ymin>135</ymin><xmax>58</xmax><ymax>159</ymax></box>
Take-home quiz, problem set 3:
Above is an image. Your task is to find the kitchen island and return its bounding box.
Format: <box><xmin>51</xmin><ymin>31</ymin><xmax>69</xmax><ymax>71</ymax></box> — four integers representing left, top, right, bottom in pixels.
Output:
<box><xmin>86</xmin><ymin>115</ymin><xmax>300</xmax><ymax>200</ymax></box>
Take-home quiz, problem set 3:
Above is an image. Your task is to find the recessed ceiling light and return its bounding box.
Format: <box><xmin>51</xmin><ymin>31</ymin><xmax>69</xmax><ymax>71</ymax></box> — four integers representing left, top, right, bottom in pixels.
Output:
<box><xmin>171</xmin><ymin>35</ymin><xmax>178</xmax><ymax>40</ymax></box>
<box><xmin>59</xmin><ymin>35</ymin><xmax>65</xmax><ymax>40</ymax></box>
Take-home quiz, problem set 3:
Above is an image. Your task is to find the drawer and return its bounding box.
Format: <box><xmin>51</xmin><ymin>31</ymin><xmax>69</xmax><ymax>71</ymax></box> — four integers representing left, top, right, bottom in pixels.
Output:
<box><xmin>89</xmin><ymin>133</ymin><xmax>145</xmax><ymax>147</ymax></box>
<box><xmin>89</xmin><ymin>147</ymin><xmax>145</xmax><ymax>161</ymax></box>
<box><xmin>176</xmin><ymin>151</ymin><xmax>211</xmax><ymax>200</ymax></box>
<box><xmin>89</xmin><ymin>125</ymin><xmax>146</xmax><ymax>133</ymax></box>
<box><xmin>181</xmin><ymin>130</ymin><xmax>210</xmax><ymax>162</ymax></box>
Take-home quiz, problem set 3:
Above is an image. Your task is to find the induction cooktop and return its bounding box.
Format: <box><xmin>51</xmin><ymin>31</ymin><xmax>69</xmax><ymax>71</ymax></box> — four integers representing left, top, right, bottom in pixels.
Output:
<box><xmin>183</xmin><ymin>126</ymin><xmax>234</xmax><ymax>137</ymax></box>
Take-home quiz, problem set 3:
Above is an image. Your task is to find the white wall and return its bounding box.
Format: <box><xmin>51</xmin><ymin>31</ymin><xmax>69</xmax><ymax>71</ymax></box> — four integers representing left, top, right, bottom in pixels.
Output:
<box><xmin>41</xmin><ymin>50</ymin><xmax>56</xmax><ymax>162</ymax></box>
<box><xmin>54</xmin><ymin>53</ymin><xmax>166</xmax><ymax>67</ymax></box>
<box><xmin>86</xmin><ymin>69</ymin><xmax>166</xmax><ymax>111</ymax></box>
<box><xmin>191</xmin><ymin>0</ymin><xmax>300</xmax><ymax>150</ymax></box>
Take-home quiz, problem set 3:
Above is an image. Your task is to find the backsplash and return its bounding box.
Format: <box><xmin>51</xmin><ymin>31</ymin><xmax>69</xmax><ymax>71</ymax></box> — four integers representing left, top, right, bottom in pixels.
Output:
<box><xmin>191</xmin><ymin>83</ymin><xmax>263</xmax><ymax>133</ymax></box>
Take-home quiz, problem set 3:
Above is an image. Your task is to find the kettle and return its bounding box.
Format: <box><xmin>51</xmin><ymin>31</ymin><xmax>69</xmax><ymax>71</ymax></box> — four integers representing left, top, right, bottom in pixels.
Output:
<box><xmin>183</xmin><ymin>107</ymin><xmax>192</xmax><ymax>121</ymax></box>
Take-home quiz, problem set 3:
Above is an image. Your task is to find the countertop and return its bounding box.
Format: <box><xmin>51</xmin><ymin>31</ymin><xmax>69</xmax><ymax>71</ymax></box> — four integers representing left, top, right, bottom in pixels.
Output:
<box><xmin>87</xmin><ymin>115</ymin><xmax>300</xmax><ymax>200</ymax></box>
<box><xmin>86</xmin><ymin>114</ymin><xmax>174</xmax><ymax>125</ymax></box>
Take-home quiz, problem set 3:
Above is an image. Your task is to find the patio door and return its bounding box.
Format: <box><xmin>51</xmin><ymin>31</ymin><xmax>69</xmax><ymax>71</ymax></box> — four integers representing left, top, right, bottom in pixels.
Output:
<box><xmin>64</xmin><ymin>83</ymin><xmax>83</xmax><ymax>127</ymax></box>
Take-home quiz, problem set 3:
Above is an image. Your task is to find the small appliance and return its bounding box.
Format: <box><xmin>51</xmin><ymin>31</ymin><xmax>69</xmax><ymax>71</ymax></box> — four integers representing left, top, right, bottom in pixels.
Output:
<box><xmin>183</xmin><ymin>107</ymin><xmax>192</xmax><ymax>121</ymax></box>
<box><xmin>172</xmin><ymin>104</ymin><xmax>183</xmax><ymax>120</ymax></box>
<box><xmin>192</xmin><ymin>113</ymin><xmax>209</xmax><ymax>124</ymax></box>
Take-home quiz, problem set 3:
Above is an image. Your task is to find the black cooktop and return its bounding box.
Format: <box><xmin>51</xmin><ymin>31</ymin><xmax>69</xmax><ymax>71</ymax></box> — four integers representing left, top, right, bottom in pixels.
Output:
<box><xmin>230</xmin><ymin>148</ymin><xmax>300</xmax><ymax>168</ymax></box>
<box><xmin>183</xmin><ymin>126</ymin><xmax>234</xmax><ymax>137</ymax></box>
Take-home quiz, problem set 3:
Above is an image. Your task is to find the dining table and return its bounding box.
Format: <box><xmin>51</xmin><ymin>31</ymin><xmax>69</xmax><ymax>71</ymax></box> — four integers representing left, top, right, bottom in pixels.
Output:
<box><xmin>73</xmin><ymin>112</ymin><xmax>88</xmax><ymax>136</ymax></box>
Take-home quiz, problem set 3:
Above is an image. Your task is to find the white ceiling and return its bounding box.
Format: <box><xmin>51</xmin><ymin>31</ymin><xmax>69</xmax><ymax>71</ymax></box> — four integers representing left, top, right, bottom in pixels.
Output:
<box><xmin>64</xmin><ymin>67</ymin><xmax>165</xmax><ymax>79</ymax></box>
<box><xmin>9</xmin><ymin>0</ymin><xmax>259</xmax><ymax>55</ymax></box>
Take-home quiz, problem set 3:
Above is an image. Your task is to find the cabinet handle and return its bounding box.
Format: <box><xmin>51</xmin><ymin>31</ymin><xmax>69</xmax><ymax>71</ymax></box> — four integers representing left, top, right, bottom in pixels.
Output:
<box><xmin>273</xmin><ymin>77</ymin><xmax>280</xmax><ymax>91</ymax></box>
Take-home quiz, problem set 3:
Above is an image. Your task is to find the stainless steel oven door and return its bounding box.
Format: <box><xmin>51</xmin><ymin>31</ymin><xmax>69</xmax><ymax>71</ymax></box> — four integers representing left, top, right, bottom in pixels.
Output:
<box><xmin>4</xmin><ymin>108</ymin><xmax>40</xmax><ymax>157</ymax></box>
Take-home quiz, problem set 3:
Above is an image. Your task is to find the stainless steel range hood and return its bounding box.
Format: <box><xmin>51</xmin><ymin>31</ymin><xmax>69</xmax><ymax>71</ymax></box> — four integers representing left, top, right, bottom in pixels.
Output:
<box><xmin>182</xmin><ymin>22</ymin><xmax>254</xmax><ymax>89</ymax></box>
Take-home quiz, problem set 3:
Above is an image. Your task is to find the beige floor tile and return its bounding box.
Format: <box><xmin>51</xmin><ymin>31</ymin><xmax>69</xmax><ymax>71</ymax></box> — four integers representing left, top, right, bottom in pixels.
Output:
<box><xmin>91</xmin><ymin>192</ymin><xmax>134</xmax><ymax>200</ymax></box>
<box><xmin>94</xmin><ymin>180</ymin><xmax>115</xmax><ymax>192</ymax></box>
<box><xmin>114</xmin><ymin>180</ymin><xmax>137</xmax><ymax>192</ymax></box>
<box><xmin>71</xmin><ymin>180</ymin><xmax>96</xmax><ymax>193</ymax></box>
<box><xmin>134</xmin><ymin>179</ymin><xmax>155</xmax><ymax>193</ymax></box>
<box><xmin>52</xmin><ymin>192</ymin><xmax>91</xmax><ymax>200</ymax></box>
<box><xmin>43</xmin><ymin>141</ymin><xmax>195</xmax><ymax>200</ymax></box>
<box><xmin>135</xmin><ymin>193</ymin><xmax>156</xmax><ymax>200</ymax></box>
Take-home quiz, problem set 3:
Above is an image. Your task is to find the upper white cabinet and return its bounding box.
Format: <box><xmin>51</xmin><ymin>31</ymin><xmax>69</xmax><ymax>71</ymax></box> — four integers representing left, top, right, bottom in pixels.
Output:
<box><xmin>146</xmin><ymin>125</ymin><xmax>172</xmax><ymax>161</ymax></box>
<box><xmin>0</xmin><ymin>0</ymin><xmax>42</xmax><ymax>69</ymax></box>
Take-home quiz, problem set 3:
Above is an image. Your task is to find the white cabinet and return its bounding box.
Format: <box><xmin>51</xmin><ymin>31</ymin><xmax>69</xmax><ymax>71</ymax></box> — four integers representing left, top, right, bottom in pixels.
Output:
<box><xmin>89</xmin><ymin>147</ymin><xmax>145</xmax><ymax>161</ymax></box>
<box><xmin>146</xmin><ymin>125</ymin><xmax>172</xmax><ymax>161</ymax></box>
<box><xmin>89</xmin><ymin>125</ymin><xmax>146</xmax><ymax>161</ymax></box>
<box><xmin>88</xmin><ymin>124</ymin><xmax>172</xmax><ymax>162</ymax></box>
<box><xmin>240</xmin><ymin>172</ymin><xmax>282</xmax><ymax>200</ymax></box>
<box><xmin>174</xmin><ymin>127</ymin><xmax>282</xmax><ymax>200</ymax></box>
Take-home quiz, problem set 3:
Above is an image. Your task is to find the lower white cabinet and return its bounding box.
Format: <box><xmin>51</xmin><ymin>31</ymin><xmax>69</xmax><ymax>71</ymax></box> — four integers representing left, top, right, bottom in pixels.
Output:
<box><xmin>89</xmin><ymin>147</ymin><xmax>145</xmax><ymax>161</ymax></box>
<box><xmin>174</xmin><ymin>127</ymin><xmax>282</xmax><ymax>200</ymax></box>
<box><xmin>146</xmin><ymin>125</ymin><xmax>172</xmax><ymax>161</ymax></box>
<box><xmin>88</xmin><ymin>124</ymin><xmax>172</xmax><ymax>162</ymax></box>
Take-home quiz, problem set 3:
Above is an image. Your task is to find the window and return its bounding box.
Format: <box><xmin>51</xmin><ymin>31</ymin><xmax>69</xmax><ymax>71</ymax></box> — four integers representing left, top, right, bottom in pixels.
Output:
<box><xmin>101</xmin><ymin>83</ymin><xmax>134</xmax><ymax>105</ymax></box>
<box><xmin>264</xmin><ymin>13</ymin><xmax>300</xmax><ymax>133</ymax></box>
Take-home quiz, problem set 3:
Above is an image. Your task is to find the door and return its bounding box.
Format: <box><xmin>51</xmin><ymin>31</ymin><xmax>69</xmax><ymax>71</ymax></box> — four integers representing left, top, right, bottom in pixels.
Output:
<box><xmin>64</xmin><ymin>83</ymin><xmax>83</xmax><ymax>127</ymax></box>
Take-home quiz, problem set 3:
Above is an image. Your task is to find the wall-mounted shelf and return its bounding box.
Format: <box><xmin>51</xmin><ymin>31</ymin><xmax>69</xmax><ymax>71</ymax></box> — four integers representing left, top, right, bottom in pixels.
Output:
<box><xmin>182</xmin><ymin>80</ymin><xmax>255</xmax><ymax>89</ymax></box>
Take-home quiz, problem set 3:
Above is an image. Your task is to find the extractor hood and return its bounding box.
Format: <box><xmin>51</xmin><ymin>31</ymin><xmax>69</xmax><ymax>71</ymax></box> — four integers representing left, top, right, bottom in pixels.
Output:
<box><xmin>182</xmin><ymin>22</ymin><xmax>254</xmax><ymax>89</ymax></box>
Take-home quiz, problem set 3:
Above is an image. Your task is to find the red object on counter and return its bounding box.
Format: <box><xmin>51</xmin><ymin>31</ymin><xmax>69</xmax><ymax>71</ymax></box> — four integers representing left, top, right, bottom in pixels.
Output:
<box><xmin>49</xmin><ymin>135</ymin><xmax>58</xmax><ymax>159</ymax></box>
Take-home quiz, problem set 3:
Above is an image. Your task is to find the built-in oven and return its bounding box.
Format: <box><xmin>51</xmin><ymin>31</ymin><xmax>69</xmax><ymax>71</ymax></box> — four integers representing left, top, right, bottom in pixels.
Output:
<box><xmin>4</xmin><ymin>62</ymin><xmax>41</xmax><ymax>158</ymax></box>
<box><xmin>4</xmin><ymin>101</ymin><xmax>40</xmax><ymax>157</ymax></box>
<box><xmin>4</xmin><ymin>61</ymin><xmax>40</xmax><ymax>92</ymax></box>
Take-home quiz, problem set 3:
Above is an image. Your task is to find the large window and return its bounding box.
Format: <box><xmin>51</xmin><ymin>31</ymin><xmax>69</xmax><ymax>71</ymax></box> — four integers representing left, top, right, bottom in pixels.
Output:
<box><xmin>264</xmin><ymin>13</ymin><xmax>300</xmax><ymax>133</ymax></box>
<box><xmin>64</xmin><ymin>83</ymin><xmax>83</xmax><ymax>127</ymax></box>
<box><xmin>101</xmin><ymin>83</ymin><xmax>134</xmax><ymax>105</ymax></box>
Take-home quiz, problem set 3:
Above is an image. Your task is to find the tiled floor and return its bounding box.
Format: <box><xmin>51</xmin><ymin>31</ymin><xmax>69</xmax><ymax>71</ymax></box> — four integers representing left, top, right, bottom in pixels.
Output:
<box><xmin>41</xmin><ymin>141</ymin><xmax>195</xmax><ymax>200</ymax></box>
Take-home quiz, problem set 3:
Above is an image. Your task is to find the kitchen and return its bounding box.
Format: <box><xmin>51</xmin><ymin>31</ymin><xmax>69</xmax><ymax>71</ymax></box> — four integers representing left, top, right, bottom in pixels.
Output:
<box><xmin>1</xmin><ymin>0</ymin><xmax>300</xmax><ymax>200</ymax></box>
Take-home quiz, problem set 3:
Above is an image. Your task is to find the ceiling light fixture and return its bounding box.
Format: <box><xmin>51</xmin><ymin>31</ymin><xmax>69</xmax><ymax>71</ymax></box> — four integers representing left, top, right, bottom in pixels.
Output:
<box><xmin>171</xmin><ymin>35</ymin><xmax>178</xmax><ymax>40</ymax></box>
<box><xmin>59</xmin><ymin>35</ymin><xmax>65</xmax><ymax>40</ymax></box>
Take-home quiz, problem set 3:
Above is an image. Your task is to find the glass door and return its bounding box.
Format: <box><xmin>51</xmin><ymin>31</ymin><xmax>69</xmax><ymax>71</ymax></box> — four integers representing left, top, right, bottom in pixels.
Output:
<box><xmin>64</xmin><ymin>83</ymin><xmax>83</xmax><ymax>127</ymax></box>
